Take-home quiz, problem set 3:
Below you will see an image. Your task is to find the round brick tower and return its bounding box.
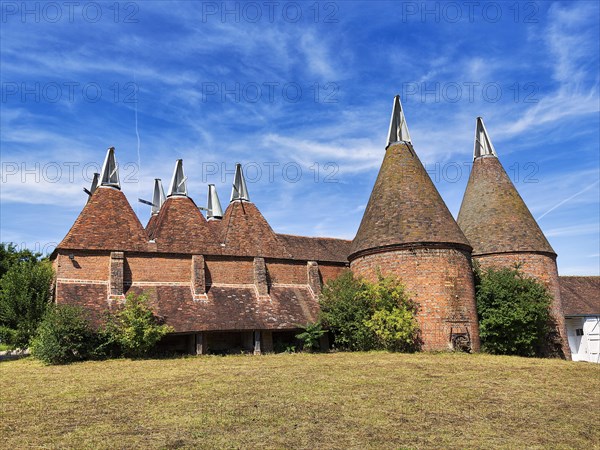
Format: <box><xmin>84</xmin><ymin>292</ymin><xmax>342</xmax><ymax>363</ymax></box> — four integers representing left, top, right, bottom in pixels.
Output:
<box><xmin>349</xmin><ymin>97</ymin><xmax>480</xmax><ymax>352</ymax></box>
<box><xmin>457</xmin><ymin>117</ymin><xmax>570</xmax><ymax>358</ymax></box>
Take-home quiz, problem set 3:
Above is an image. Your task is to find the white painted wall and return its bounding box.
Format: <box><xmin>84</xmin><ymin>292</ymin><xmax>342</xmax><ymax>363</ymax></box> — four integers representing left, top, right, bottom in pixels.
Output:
<box><xmin>566</xmin><ymin>316</ymin><xmax>600</xmax><ymax>363</ymax></box>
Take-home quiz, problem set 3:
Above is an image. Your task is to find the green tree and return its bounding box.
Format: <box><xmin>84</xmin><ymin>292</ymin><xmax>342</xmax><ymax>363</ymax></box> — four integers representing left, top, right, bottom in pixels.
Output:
<box><xmin>296</xmin><ymin>322</ymin><xmax>326</xmax><ymax>352</ymax></box>
<box><xmin>104</xmin><ymin>292</ymin><xmax>173</xmax><ymax>358</ymax></box>
<box><xmin>31</xmin><ymin>304</ymin><xmax>95</xmax><ymax>365</ymax></box>
<box><xmin>0</xmin><ymin>243</ymin><xmax>41</xmax><ymax>280</ymax></box>
<box><xmin>475</xmin><ymin>267</ymin><xmax>553</xmax><ymax>357</ymax></box>
<box><xmin>0</xmin><ymin>259</ymin><xmax>54</xmax><ymax>348</ymax></box>
<box><xmin>319</xmin><ymin>271</ymin><xmax>420</xmax><ymax>352</ymax></box>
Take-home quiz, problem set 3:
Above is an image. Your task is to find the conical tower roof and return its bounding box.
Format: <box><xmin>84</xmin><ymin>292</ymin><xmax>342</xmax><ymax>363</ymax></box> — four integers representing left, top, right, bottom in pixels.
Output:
<box><xmin>144</xmin><ymin>179</ymin><xmax>166</xmax><ymax>239</ymax></box>
<box><xmin>58</xmin><ymin>149</ymin><xmax>148</xmax><ymax>252</ymax></box>
<box><xmin>152</xmin><ymin>196</ymin><xmax>220</xmax><ymax>254</ymax></box>
<box><xmin>457</xmin><ymin>118</ymin><xmax>555</xmax><ymax>256</ymax></box>
<box><xmin>146</xmin><ymin>213</ymin><xmax>159</xmax><ymax>239</ymax></box>
<box><xmin>219</xmin><ymin>201</ymin><xmax>292</xmax><ymax>258</ymax></box>
<box><xmin>152</xmin><ymin>160</ymin><xmax>219</xmax><ymax>254</ymax></box>
<box><xmin>219</xmin><ymin>164</ymin><xmax>291</xmax><ymax>258</ymax></box>
<box><xmin>350</xmin><ymin>98</ymin><xmax>471</xmax><ymax>259</ymax></box>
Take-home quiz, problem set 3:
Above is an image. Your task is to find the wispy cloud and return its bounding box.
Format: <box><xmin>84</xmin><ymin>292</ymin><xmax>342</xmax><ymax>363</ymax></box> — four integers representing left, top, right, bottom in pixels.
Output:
<box><xmin>1</xmin><ymin>1</ymin><xmax>598</xmax><ymax>273</ymax></box>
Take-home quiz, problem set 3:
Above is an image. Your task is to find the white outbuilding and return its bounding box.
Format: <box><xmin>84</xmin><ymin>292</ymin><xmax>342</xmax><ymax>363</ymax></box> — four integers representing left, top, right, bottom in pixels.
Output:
<box><xmin>560</xmin><ymin>276</ymin><xmax>600</xmax><ymax>363</ymax></box>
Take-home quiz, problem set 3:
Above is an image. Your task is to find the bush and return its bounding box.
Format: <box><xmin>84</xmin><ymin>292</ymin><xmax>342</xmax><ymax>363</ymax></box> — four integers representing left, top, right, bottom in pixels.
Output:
<box><xmin>0</xmin><ymin>259</ymin><xmax>54</xmax><ymax>349</ymax></box>
<box><xmin>319</xmin><ymin>271</ymin><xmax>420</xmax><ymax>352</ymax></box>
<box><xmin>31</xmin><ymin>305</ymin><xmax>95</xmax><ymax>365</ymax></box>
<box><xmin>475</xmin><ymin>267</ymin><xmax>553</xmax><ymax>357</ymax></box>
<box><xmin>296</xmin><ymin>322</ymin><xmax>326</xmax><ymax>352</ymax></box>
<box><xmin>103</xmin><ymin>293</ymin><xmax>173</xmax><ymax>358</ymax></box>
<box><xmin>364</xmin><ymin>307</ymin><xmax>419</xmax><ymax>352</ymax></box>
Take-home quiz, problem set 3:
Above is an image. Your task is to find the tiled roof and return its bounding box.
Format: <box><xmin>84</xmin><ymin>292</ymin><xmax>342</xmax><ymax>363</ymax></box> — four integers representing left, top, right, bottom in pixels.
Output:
<box><xmin>559</xmin><ymin>276</ymin><xmax>600</xmax><ymax>316</ymax></box>
<box><xmin>57</xmin><ymin>187</ymin><xmax>149</xmax><ymax>252</ymax></box>
<box><xmin>125</xmin><ymin>285</ymin><xmax>319</xmax><ymax>332</ymax></box>
<box><xmin>218</xmin><ymin>201</ymin><xmax>292</xmax><ymax>259</ymax></box>
<box><xmin>277</xmin><ymin>234</ymin><xmax>351</xmax><ymax>263</ymax></box>
<box><xmin>458</xmin><ymin>156</ymin><xmax>555</xmax><ymax>256</ymax></box>
<box><xmin>152</xmin><ymin>196</ymin><xmax>221</xmax><ymax>254</ymax></box>
<box><xmin>350</xmin><ymin>142</ymin><xmax>471</xmax><ymax>259</ymax></box>
<box><xmin>146</xmin><ymin>214</ymin><xmax>159</xmax><ymax>239</ymax></box>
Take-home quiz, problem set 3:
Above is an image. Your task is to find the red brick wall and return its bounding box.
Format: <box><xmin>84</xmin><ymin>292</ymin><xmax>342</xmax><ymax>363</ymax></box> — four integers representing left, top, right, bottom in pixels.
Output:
<box><xmin>205</xmin><ymin>257</ymin><xmax>254</xmax><ymax>285</ymax></box>
<box><xmin>266</xmin><ymin>261</ymin><xmax>307</xmax><ymax>284</ymax></box>
<box><xmin>319</xmin><ymin>264</ymin><xmax>348</xmax><ymax>284</ymax></box>
<box><xmin>350</xmin><ymin>247</ymin><xmax>480</xmax><ymax>352</ymax></box>
<box><xmin>55</xmin><ymin>251</ymin><xmax>110</xmax><ymax>281</ymax></box>
<box><xmin>125</xmin><ymin>254</ymin><xmax>191</xmax><ymax>283</ymax></box>
<box><xmin>475</xmin><ymin>252</ymin><xmax>570</xmax><ymax>358</ymax></box>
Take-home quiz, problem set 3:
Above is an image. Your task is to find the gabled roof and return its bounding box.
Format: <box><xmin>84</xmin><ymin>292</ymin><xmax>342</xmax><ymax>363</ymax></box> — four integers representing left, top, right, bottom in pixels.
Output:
<box><xmin>350</xmin><ymin>141</ymin><xmax>471</xmax><ymax>259</ymax></box>
<box><xmin>457</xmin><ymin>120</ymin><xmax>555</xmax><ymax>256</ymax></box>
<box><xmin>559</xmin><ymin>276</ymin><xmax>600</xmax><ymax>316</ymax></box>
<box><xmin>152</xmin><ymin>196</ymin><xmax>220</xmax><ymax>254</ymax></box>
<box><xmin>277</xmin><ymin>234</ymin><xmax>351</xmax><ymax>263</ymax></box>
<box><xmin>218</xmin><ymin>201</ymin><xmax>292</xmax><ymax>258</ymax></box>
<box><xmin>57</xmin><ymin>187</ymin><xmax>149</xmax><ymax>252</ymax></box>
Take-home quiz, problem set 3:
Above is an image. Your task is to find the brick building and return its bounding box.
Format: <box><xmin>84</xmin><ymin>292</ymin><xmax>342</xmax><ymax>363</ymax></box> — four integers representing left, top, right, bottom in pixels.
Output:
<box><xmin>51</xmin><ymin>96</ymin><xmax>570</xmax><ymax>355</ymax></box>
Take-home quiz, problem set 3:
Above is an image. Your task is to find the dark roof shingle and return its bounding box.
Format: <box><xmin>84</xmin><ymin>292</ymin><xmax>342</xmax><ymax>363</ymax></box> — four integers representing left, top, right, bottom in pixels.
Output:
<box><xmin>559</xmin><ymin>276</ymin><xmax>600</xmax><ymax>316</ymax></box>
<box><xmin>277</xmin><ymin>234</ymin><xmax>350</xmax><ymax>263</ymax></box>
<box><xmin>125</xmin><ymin>285</ymin><xmax>319</xmax><ymax>332</ymax></box>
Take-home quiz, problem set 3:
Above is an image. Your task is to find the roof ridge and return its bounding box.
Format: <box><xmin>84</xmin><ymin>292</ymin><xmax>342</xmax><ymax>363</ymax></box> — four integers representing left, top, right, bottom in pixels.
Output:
<box><xmin>277</xmin><ymin>233</ymin><xmax>352</xmax><ymax>242</ymax></box>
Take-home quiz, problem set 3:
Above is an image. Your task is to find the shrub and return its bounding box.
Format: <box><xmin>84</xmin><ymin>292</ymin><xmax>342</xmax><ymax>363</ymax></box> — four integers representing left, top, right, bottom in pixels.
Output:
<box><xmin>31</xmin><ymin>305</ymin><xmax>95</xmax><ymax>365</ymax></box>
<box><xmin>0</xmin><ymin>259</ymin><xmax>54</xmax><ymax>349</ymax></box>
<box><xmin>103</xmin><ymin>293</ymin><xmax>173</xmax><ymax>358</ymax></box>
<box><xmin>319</xmin><ymin>271</ymin><xmax>420</xmax><ymax>352</ymax></box>
<box><xmin>364</xmin><ymin>307</ymin><xmax>419</xmax><ymax>352</ymax></box>
<box><xmin>475</xmin><ymin>267</ymin><xmax>553</xmax><ymax>357</ymax></box>
<box><xmin>296</xmin><ymin>322</ymin><xmax>326</xmax><ymax>352</ymax></box>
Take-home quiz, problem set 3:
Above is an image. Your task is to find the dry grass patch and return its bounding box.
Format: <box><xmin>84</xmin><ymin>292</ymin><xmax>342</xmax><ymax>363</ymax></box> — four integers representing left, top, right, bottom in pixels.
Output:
<box><xmin>1</xmin><ymin>352</ymin><xmax>598</xmax><ymax>449</ymax></box>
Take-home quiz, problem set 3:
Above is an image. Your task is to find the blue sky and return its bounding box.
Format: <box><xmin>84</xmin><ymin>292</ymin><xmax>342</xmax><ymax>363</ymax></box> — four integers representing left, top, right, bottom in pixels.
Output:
<box><xmin>1</xmin><ymin>1</ymin><xmax>599</xmax><ymax>275</ymax></box>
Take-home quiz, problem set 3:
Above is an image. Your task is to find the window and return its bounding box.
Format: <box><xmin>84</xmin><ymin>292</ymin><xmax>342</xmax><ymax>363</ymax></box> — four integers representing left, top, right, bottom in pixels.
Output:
<box><xmin>576</xmin><ymin>329</ymin><xmax>584</xmax><ymax>336</ymax></box>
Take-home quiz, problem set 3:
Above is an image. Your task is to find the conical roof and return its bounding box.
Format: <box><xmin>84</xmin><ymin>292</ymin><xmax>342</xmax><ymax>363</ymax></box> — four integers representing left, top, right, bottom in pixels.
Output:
<box><xmin>152</xmin><ymin>196</ymin><xmax>220</xmax><ymax>254</ymax></box>
<box><xmin>219</xmin><ymin>200</ymin><xmax>292</xmax><ymax>258</ymax></box>
<box><xmin>350</xmin><ymin>142</ymin><xmax>471</xmax><ymax>258</ymax></box>
<box><xmin>457</xmin><ymin>119</ymin><xmax>554</xmax><ymax>255</ymax></box>
<box><xmin>146</xmin><ymin>214</ymin><xmax>159</xmax><ymax>239</ymax></box>
<box><xmin>57</xmin><ymin>186</ymin><xmax>149</xmax><ymax>252</ymax></box>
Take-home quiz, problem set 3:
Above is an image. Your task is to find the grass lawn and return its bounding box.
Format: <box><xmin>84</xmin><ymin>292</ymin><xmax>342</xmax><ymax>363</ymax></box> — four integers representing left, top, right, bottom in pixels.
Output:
<box><xmin>1</xmin><ymin>352</ymin><xmax>598</xmax><ymax>449</ymax></box>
